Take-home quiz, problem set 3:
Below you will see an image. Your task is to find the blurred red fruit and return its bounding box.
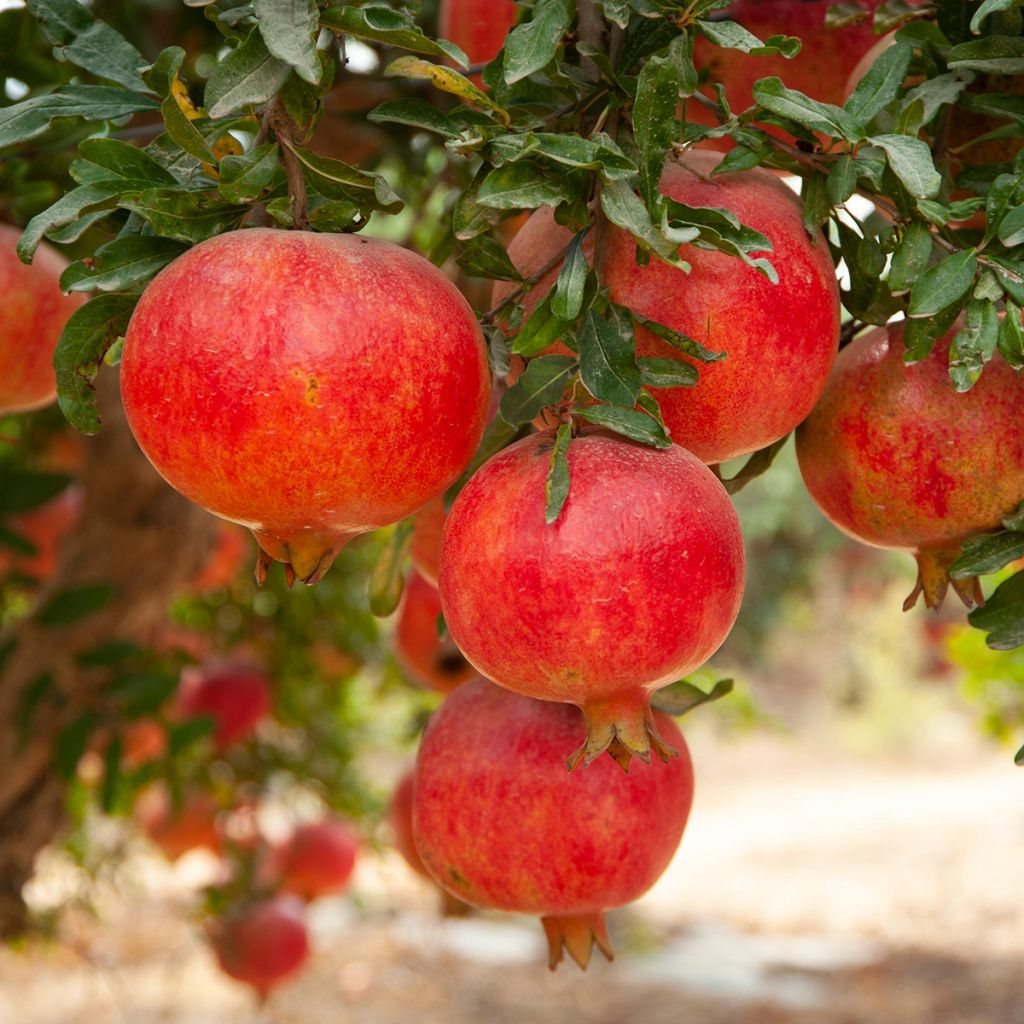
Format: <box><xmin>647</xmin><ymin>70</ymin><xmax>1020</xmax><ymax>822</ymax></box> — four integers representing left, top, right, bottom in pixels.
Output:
<box><xmin>176</xmin><ymin>663</ymin><xmax>272</xmax><ymax>749</ymax></box>
<box><xmin>277</xmin><ymin>819</ymin><xmax>359</xmax><ymax>902</ymax></box>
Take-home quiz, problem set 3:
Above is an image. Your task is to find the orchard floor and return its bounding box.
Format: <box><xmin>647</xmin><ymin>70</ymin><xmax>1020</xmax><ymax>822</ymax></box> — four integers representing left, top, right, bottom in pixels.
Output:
<box><xmin>3</xmin><ymin>723</ymin><xmax>1024</xmax><ymax>1024</ymax></box>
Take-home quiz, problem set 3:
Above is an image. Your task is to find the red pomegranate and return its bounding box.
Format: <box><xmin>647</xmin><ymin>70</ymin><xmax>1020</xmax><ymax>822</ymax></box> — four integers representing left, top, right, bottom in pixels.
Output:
<box><xmin>136</xmin><ymin>787</ymin><xmax>222</xmax><ymax>861</ymax></box>
<box><xmin>189</xmin><ymin>522</ymin><xmax>248</xmax><ymax>592</ymax></box>
<box><xmin>494</xmin><ymin>151</ymin><xmax>839</xmax><ymax>463</ymax></box>
<box><xmin>413</xmin><ymin>680</ymin><xmax>695</xmax><ymax>969</ymax></box>
<box><xmin>121</xmin><ymin>229</ymin><xmax>490</xmax><ymax>585</ymax></box>
<box><xmin>438</xmin><ymin>0</ymin><xmax>519</xmax><ymax>79</ymax></box>
<box><xmin>176</xmin><ymin>662</ymin><xmax>271</xmax><ymax>750</ymax></box>
<box><xmin>121</xmin><ymin>719</ymin><xmax>167</xmax><ymax>769</ymax></box>
<box><xmin>210</xmin><ymin>895</ymin><xmax>310</xmax><ymax>998</ymax></box>
<box><xmin>410</xmin><ymin>496</ymin><xmax>445</xmax><ymax>587</ymax></box>
<box><xmin>796</xmin><ymin>321</ymin><xmax>1024</xmax><ymax>610</ymax></box>
<box><xmin>389</xmin><ymin>769</ymin><xmax>427</xmax><ymax>879</ymax></box>
<box><xmin>277</xmin><ymin>819</ymin><xmax>359</xmax><ymax>901</ymax></box>
<box><xmin>0</xmin><ymin>225</ymin><xmax>85</xmax><ymax>415</ymax></box>
<box><xmin>396</xmin><ymin>571</ymin><xmax>477</xmax><ymax>695</ymax></box>
<box><xmin>0</xmin><ymin>485</ymin><xmax>82</xmax><ymax>581</ymax></box>
<box><xmin>439</xmin><ymin>428</ymin><xmax>744</xmax><ymax>769</ymax></box>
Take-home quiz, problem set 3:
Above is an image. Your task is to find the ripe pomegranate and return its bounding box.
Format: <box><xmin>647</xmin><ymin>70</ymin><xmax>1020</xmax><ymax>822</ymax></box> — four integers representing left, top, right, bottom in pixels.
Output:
<box><xmin>210</xmin><ymin>895</ymin><xmax>310</xmax><ymax>998</ymax></box>
<box><xmin>439</xmin><ymin>0</ymin><xmax>518</xmax><ymax>80</ymax></box>
<box><xmin>396</xmin><ymin>571</ymin><xmax>477</xmax><ymax>695</ymax></box>
<box><xmin>439</xmin><ymin>428</ymin><xmax>744</xmax><ymax>768</ymax></box>
<box><xmin>796</xmin><ymin>321</ymin><xmax>1024</xmax><ymax>610</ymax></box>
<box><xmin>410</xmin><ymin>497</ymin><xmax>445</xmax><ymax>587</ymax></box>
<box><xmin>0</xmin><ymin>225</ymin><xmax>85</xmax><ymax>415</ymax></box>
<box><xmin>413</xmin><ymin>680</ymin><xmax>695</xmax><ymax>969</ymax></box>
<box><xmin>0</xmin><ymin>485</ymin><xmax>82</xmax><ymax>581</ymax></box>
<box><xmin>121</xmin><ymin>719</ymin><xmax>167</xmax><ymax>769</ymax></box>
<box><xmin>121</xmin><ymin>229</ymin><xmax>490</xmax><ymax>585</ymax></box>
<box><xmin>189</xmin><ymin>522</ymin><xmax>248</xmax><ymax>592</ymax></box>
<box><xmin>494</xmin><ymin>151</ymin><xmax>839</xmax><ymax>464</ymax></box>
<box><xmin>136</xmin><ymin>787</ymin><xmax>222</xmax><ymax>861</ymax></box>
<box><xmin>277</xmin><ymin>818</ymin><xmax>359</xmax><ymax>901</ymax></box>
<box><xmin>176</xmin><ymin>662</ymin><xmax>271</xmax><ymax>750</ymax></box>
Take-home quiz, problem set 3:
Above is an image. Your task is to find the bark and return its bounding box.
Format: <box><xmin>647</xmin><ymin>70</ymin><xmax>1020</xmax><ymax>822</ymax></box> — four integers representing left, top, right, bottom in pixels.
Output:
<box><xmin>0</xmin><ymin>373</ymin><xmax>218</xmax><ymax>937</ymax></box>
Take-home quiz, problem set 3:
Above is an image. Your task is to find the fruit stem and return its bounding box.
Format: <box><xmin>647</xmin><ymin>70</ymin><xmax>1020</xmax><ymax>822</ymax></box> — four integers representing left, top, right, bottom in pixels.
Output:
<box><xmin>567</xmin><ymin>695</ymin><xmax>678</xmax><ymax>772</ymax></box>
<box><xmin>541</xmin><ymin>912</ymin><xmax>613</xmax><ymax>971</ymax></box>
<box><xmin>250</xmin><ymin>528</ymin><xmax>353</xmax><ymax>586</ymax></box>
<box><xmin>905</xmin><ymin>547</ymin><xmax>983</xmax><ymax>612</ymax></box>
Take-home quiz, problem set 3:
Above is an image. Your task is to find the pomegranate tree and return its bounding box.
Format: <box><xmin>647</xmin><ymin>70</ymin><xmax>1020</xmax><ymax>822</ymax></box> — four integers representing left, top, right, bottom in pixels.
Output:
<box><xmin>0</xmin><ymin>225</ymin><xmax>85</xmax><ymax>415</ymax></box>
<box><xmin>277</xmin><ymin>819</ymin><xmax>359</xmax><ymax>902</ymax></box>
<box><xmin>413</xmin><ymin>680</ymin><xmax>694</xmax><ymax>969</ymax></box>
<box><xmin>494</xmin><ymin>152</ymin><xmax>840</xmax><ymax>463</ymax></box>
<box><xmin>440</xmin><ymin>428</ymin><xmax>744</xmax><ymax>768</ymax></box>
<box><xmin>121</xmin><ymin>228</ymin><xmax>490</xmax><ymax>584</ymax></box>
<box><xmin>210</xmin><ymin>895</ymin><xmax>310</xmax><ymax>998</ymax></box>
<box><xmin>796</xmin><ymin>321</ymin><xmax>1024</xmax><ymax>610</ymax></box>
<box><xmin>176</xmin><ymin>662</ymin><xmax>272</xmax><ymax>750</ymax></box>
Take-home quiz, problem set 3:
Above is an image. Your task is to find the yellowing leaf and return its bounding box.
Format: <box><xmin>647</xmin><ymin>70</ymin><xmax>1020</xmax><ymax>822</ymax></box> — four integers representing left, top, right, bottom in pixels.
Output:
<box><xmin>384</xmin><ymin>55</ymin><xmax>510</xmax><ymax>126</ymax></box>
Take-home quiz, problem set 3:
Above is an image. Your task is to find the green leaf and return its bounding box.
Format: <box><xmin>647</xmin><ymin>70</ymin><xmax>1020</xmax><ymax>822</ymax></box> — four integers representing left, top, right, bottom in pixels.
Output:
<box><xmin>544</xmin><ymin>421</ymin><xmax>572</xmax><ymax>525</ymax></box>
<box><xmin>574</xmin><ymin>403</ymin><xmax>672</xmax><ymax>448</ymax></box>
<box><xmin>870</xmin><ymin>135</ymin><xmax>942</xmax><ymax>199</ymax></box>
<box><xmin>698</xmin><ymin>19</ymin><xmax>768</xmax><ymax>52</ymax></box>
<box><xmin>74</xmin><ymin>137</ymin><xmax>179</xmax><ymax>187</ymax></box>
<box><xmin>600</xmin><ymin>178</ymin><xmax>686</xmax><ymax>265</ymax></box>
<box><xmin>477</xmin><ymin>163</ymin><xmax>572</xmax><ymax>210</ymax></box>
<box><xmin>106</xmin><ymin>671</ymin><xmax>177</xmax><ymax>716</ymax></box>
<box><xmin>638</xmin><ymin>357</ymin><xmax>698</xmax><ymax>388</ymax></box>
<box><xmin>217</xmin><ymin>143</ymin><xmax>282</xmax><ymax>203</ymax></box>
<box><xmin>970</xmin><ymin>0</ymin><xmax>1024</xmax><ymax>34</ymax></box>
<box><xmin>903</xmin><ymin>300</ymin><xmax>966</xmax><ymax>363</ymax></box>
<box><xmin>511</xmin><ymin>293</ymin><xmax>574</xmax><ymax>357</ymax></box>
<box><xmin>650</xmin><ymin>677</ymin><xmax>733</xmax><ymax>716</ymax></box>
<box><xmin>55</xmin><ymin>711</ymin><xmax>99</xmax><ymax>779</ymax></box>
<box><xmin>122</xmin><ymin>189</ymin><xmax>248</xmax><ymax>244</ymax></box>
<box><xmin>368</xmin><ymin>518</ymin><xmax>413</xmax><ymax>618</ymax></box>
<box><xmin>503</xmin><ymin>0</ymin><xmax>572</xmax><ymax>84</ymax></box>
<box><xmin>908</xmin><ymin>249</ymin><xmax>977</xmax><ymax>316</ymax></box>
<box><xmin>38</xmin><ymin>583</ymin><xmax>115</xmax><ymax>627</ymax></box>
<box><xmin>100</xmin><ymin>734</ymin><xmax>124</xmax><ymax>814</ymax></box>
<box><xmin>54</xmin><ymin>294</ymin><xmax>138</xmax><ymax>433</ymax></box>
<box><xmin>968</xmin><ymin>570</ymin><xmax>1024</xmax><ymax>649</ymax></box>
<box><xmin>663</xmin><ymin>198</ymin><xmax>776</xmax><ymax>282</ymax></box>
<box><xmin>634</xmin><ymin>50</ymin><xmax>679</xmax><ymax>209</ymax></box>
<box><xmin>0</xmin><ymin>472</ymin><xmax>72</xmax><ymax>516</ymax></box>
<box><xmin>320</xmin><ymin>5</ymin><xmax>467</xmax><ymax>66</ymax></box>
<box><xmin>999</xmin><ymin>300</ymin><xmax>1024</xmax><ymax>369</ymax></box>
<box><xmin>888</xmin><ymin>220</ymin><xmax>933</xmax><ymax>293</ymax></box>
<box><xmin>597</xmin><ymin>0</ymin><xmax>629</xmax><ymax>28</ymax></box>
<box><xmin>490</xmin><ymin>132</ymin><xmax>636</xmax><ymax>179</ymax></box>
<box><xmin>456</xmin><ymin>235</ymin><xmax>523</xmax><ymax>281</ymax></box>
<box><xmin>168</xmin><ymin>718</ymin><xmax>214</xmax><ymax>756</ymax></box>
<box><xmin>60</xmin><ymin>236</ymin><xmax>188</xmax><ymax>294</ymax></box>
<box><xmin>826</xmin><ymin>155</ymin><xmax>858</xmax><ymax>206</ymax></box>
<box><xmin>578</xmin><ymin>307</ymin><xmax>641</xmax><ymax>407</ymax></box>
<box><xmin>24</xmin><ymin>0</ymin><xmax>90</xmax><ymax>43</ymax></box>
<box><xmin>283</xmin><ymin>143</ymin><xmax>403</xmax><ymax>213</ymax></box>
<box><xmin>634</xmin><ymin>313</ymin><xmax>726</xmax><ymax>363</ymax></box>
<box><xmin>844</xmin><ymin>38</ymin><xmax>913</xmax><ymax>125</ymax></box>
<box><xmin>719</xmin><ymin>434</ymin><xmax>790</xmax><ymax>494</ymax></box>
<box><xmin>550</xmin><ymin>231</ymin><xmax>589</xmax><ymax>321</ymax></box>
<box><xmin>752</xmin><ymin>77</ymin><xmax>862</xmax><ymax>139</ymax></box>
<box><xmin>203</xmin><ymin>27</ymin><xmax>291</xmax><ymax>117</ymax></box>
<box><xmin>16</xmin><ymin>184</ymin><xmax>121</xmax><ymax>262</ymax></box>
<box><xmin>367</xmin><ymin>98</ymin><xmax>462</xmax><ymax>140</ymax></box>
<box><xmin>17</xmin><ymin>672</ymin><xmax>52</xmax><ymax>754</ymax></box>
<box><xmin>255</xmin><ymin>0</ymin><xmax>320</xmax><ymax>84</ymax></box>
<box><xmin>951</xmin><ymin>532</ymin><xmax>1024</xmax><ymax>578</ymax></box>
<box><xmin>949</xmin><ymin>298</ymin><xmax>999</xmax><ymax>392</ymax></box>
<box><xmin>499</xmin><ymin>355</ymin><xmax>577</xmax><ymax>425</ymax></box>
<box><xmin>801</xmin><ymin>172</ymin><xmax>830</xmax><ymax>232</ymax></box>
<box><xmin>998</xmin><ymin>205</ymin><xmax>1024</xmax><ymax>248</ymax></box>
<box><xmin>0</xmin><ymin>85</ymin><xmax>158</xmax><ymax>149</ymax></box>
<box><xmin>948</xmin><ymin>35</ymin><xmax>1024</xmax><ymax>74</ymax></box>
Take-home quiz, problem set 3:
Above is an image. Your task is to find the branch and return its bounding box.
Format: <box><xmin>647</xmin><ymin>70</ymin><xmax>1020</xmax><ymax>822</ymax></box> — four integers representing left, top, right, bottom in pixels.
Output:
<box><xmin>269</xmin><ymin>101</ymin><xmax>310</xmax><ymax>231</ymax></box>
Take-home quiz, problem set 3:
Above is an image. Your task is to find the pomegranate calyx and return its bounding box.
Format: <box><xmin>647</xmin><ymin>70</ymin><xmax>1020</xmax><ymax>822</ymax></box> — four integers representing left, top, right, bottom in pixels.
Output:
<box><xmin>541</xmin><ymin>912</ymin><xmax>614</xmax><ymax>972</ymax></box>
<box><xmin>251</xmin><ymin>528</ymin><xmax>353</xmax><ymax>586</ymax></box>
<box><xmin>567</xmin><ymin>698</ymin><xmax>679</xmax><ymax>773</ymax></box>
<box><xmin>905</xmin><ymin>547</ymin><xmax>983</xmax><ymax>612</ymax></box>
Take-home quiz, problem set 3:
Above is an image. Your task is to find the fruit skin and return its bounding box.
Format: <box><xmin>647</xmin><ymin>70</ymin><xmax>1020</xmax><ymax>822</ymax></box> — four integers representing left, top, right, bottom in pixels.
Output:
<box><xmin>410</xmin><ymin>497</ymin><xmax>445</xmax><ymax>588</ymax></box>
<box><xmin>210</xmin><ymin>895</ymin><xmax>310</xmax><ymax>998</ymax></box>
<box><xmin>136</xmin><ymin>787</ymin><xmax>222</xmax><ymax>861</ymax></box>
<box><xmin>439</xmin><ymin>428</ymin><xmax>744</xmax><ymax>768</ymax></box>
<box><xmin>0</xmin><ymin>226</ymin><xmax>85</xmax><ymax>415</ymax></box>
<box><xmin>121</xmin><ymin>228</ymin><xmax>490</xmax><ymax>585</ymax></box>
<box><xmin>413</xmin><ymin>680</ymin><xmax>694</xmax><ymax>970</ymax></box>
<box><xmin>176</xmin><ymin>662</ymin><xmax>271</xmax><ymax>750</ymax></box>
<box><xmin>277</xmin><ymin>819</ymin><xmax>359</xmax><ymax>902</ymax></box>
<box><xmin>0</xmin><ymin>485</ymin><xmax>82</xmax><ymax>581</ymax></box>
<box><xmin>438</xmin><ymin>0</ymin><xmax>519</xmax><ymax>76</ymax></box>
<box><xmin>395</xmin><ymin>570</ymin><xmax>477</xmax><ymax>695</ymax></box>
<box><xmin>796</xmin><ymin>321</ymin><xmax>1024</xmax><ymax>610</ymax></box>
<box><xmin>493</xmin><ymin>151</ymin><xmax>840</xmax><ymax>464</ymax></box>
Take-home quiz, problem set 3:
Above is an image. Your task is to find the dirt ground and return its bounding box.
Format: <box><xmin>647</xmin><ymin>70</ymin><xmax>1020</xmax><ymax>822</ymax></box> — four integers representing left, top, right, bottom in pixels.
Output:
<box><xmin>2</xmin><ymin>721</ymin><xmax>1023</xmax><ymax>1024</ymax></box>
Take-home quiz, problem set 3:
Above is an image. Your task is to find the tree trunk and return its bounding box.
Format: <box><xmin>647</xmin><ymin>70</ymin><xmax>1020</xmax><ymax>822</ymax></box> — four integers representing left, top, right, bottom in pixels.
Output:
<box><xmin>0</xmin><ymin>373</ymin><xmax>218</xmax><ymax>936</ymax></box>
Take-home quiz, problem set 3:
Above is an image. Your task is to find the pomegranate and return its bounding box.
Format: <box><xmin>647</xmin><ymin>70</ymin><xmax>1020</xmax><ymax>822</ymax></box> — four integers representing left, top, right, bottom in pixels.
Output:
<box><xmin>136</xmin><ymin>787</ymin><xmax>222</xmax><ymax>861</ymax></box>
<box><xmin>277</xmin><ymin>818</ymin><xmax>359</xmax><ymax>901</ymax></box>
<box><xmin>0</xmin><ymin>225</ymin><xmax>85</xmax><ymax>415</ymax></box>
<box><xmin>438</xmin><ymin>0</ymin><xmax>519</xmax><ymax>80</ymax></box>
<box><xmin>413</xmin><ymin>680</ymin><xmax>694</xmax><ymax>969</ymax></box>
<box><xmin>410</xmin><ymin>496</ymin><xmax>445</xmax><ymax>587</ymax></box>
<box><xmin>121</xmin><ymin>719</ymin><xmax>167</xmax><ymax>769</ymax></box>
<box><xmin>176</xmin><ymin>662</ymin><xmax>271</xmax><ymax>750</ymax></box>
<box><xmin>439</xmin><ymin>428</ymin><xmax>744</xmax><ymax>768</ymax></box>
<box><xmin>0</xmin><ymin>485</ymin><xmax>82</xmax><ymax>581</ymax></box>
<box><xmin>210</xmin><ymin>895</ymin><xmax>310</xmax><ymax>998</ymax></box>
<box><xmin>396</xmin><ymin>571</ymin><xmax>477</xmax><ymax>695</ymax></box>
<box><xmin>796</xmin><ymin>321</ymin><xmax>1024</xmax><ymax>610</ymax></box>
<box><xmin>189</xmin><ymin>522</ymin><xmax>248</xmax><ymax>592</ymax></box>
<box><xmin>493</xmin><ymin>151</ymin><xmax>840</xmax><ymax>464</ymax></box>
<box><xmin>120</xmin><ymin>228</ymin><xmax>490</xmax><ymax>585</ymax></box>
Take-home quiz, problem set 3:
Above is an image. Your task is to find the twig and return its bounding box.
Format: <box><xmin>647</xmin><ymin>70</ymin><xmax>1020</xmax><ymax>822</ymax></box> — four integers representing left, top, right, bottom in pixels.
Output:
<box><xmin>269</xmin><ymin>101</ymin><xmax>309</xmax><ymax>231</ymax></box>
<box><xmin>481</xmin><ymin>245</ymin><xmax>574</xmax><ymax>324</ymax></box>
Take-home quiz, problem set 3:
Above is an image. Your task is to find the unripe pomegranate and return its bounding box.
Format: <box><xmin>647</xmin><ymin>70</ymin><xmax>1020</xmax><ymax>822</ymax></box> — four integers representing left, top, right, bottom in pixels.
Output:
<box><xmin>494</xmin><ymin>152</ymin><xmax>839</xmax><ymax>463</ymax></box>
<box><xmin>0</xmin><ymin>485</ymin><xmax>82</xmax><ymax>581</ymax></box>
<box><xmin>136</xmin><ymin>787</ymin><xmax>222</xmax><ymax>861</ymax></box>
<box><xmin>210</xmin><ymin>895</ymin><xmax>310</xmax><ymax>998</ymax></box>
<box><xmin>176</xmin><ymin>662</ymin><xmax>271</xmax><ymax>750</ymax></box>
<box><xmin>0</xmin><ymin>226</ymin><xmax>85</xmax><ymax>415</ymax></box>
<box><xmin>414</xmin><ymin>681</ymin><xmax>694</xmax><ymax>969</ymax></box>
<box><xmin>440</xmin><ymin>429</ymin><xmax>744</xmax><ymax>768</ymax></box>
<box><xmin>277</xmin><ymin>818</ymin><xmax>359</xmax><ymax>901</ymax></box>
<box><xmin>410</xmin><ymin>497</ymin><xmax>445</xmax><ymax>587</ymax></box>
<box><xmin>796</xmin><ymin>321</ymin><xmax>1024</xmax><ymax>610</ymax></box>
<box><xmin>121</xmin><ymin>229</ymin><xmax>490</xmax><ymax>585</ymax></box>
<box><xmin>396</xmin><ymin>571</ymin><xmax>477</xmax><ymax>695</ymax></box>
<box><xmin>439</xmin><ymin>0</ymin><xmax>518</xmax><ymax>79</ymax></box>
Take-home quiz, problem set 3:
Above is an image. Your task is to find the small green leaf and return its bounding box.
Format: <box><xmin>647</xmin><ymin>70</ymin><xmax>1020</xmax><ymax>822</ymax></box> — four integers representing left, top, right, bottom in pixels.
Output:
<box><xmin>634</xmin><ymin>314</ymin><xmax>726</xmax><ymax>363</ymax></box>
<box><xmin>949</xmin><ymin>298</ymin><xmax>999</xmax><ymax>392</ymax></box>
<box><xmin>544</xmin><ymin>421</ymin><xmax>572</xmax><ymax>525</ymax></box>
<box><xmin>968</xmin><ymin>570</ymin><xmax>1024</xmax><ymax>649</ymax></box>
<box><xmin>948</xmin><ymin>35</ymin><xmax>1024</xmax><ymax>74</ymax></box>
<box><xmin>638</xmin><ymin>357</ymin><xmax>698</xmax><ymax>388</ymax></box>
<box><xmin>752</xmin><ymin>77</ymin><xmax>862</xmax><ymax>139</ymax></box>
<box><xmin>284</xmin><ymin>144</ymin><xmax>403</xmax><ymax>214</ymax></box>
<box><xmin>998</xmin><ymin>206</ymin><xmax>1024</xmax><ymax>248</ymax></box>
<box><xmin>16</xmin><ymin>185</ymin><xmax>122</xmax><ymax>262</ymax></box>
<box><xmin>870</xmin><ymin>135</ymin><xmax>942</xmax><ymax>199</ymax></box>
<box><xmin>650</xmin><ymin>677</ymin><xmax>734</xmax><ymax>716</ymax></box>
<box><xmin>719</xmin><ymin>435</ymin><xmax>790</xmax><ymax>494</ymax></box>
<box><xmin>903</xmin><ymin>300</ymin><xmax>966</xmax><ymax>363</ymax></box>
<box><xmin>122</xmin><ymin>190</ymin><xmax>248</xmax><ymax>244</ymax></box>
<box><xmin>499</xmin><ymin>355</ymin><xmax>577</xmax><ymax>425</ymax></box>
<box><xmin>477</xmin><ymin>163</ymin><xmax>573</xmax><ymax>210</ymax></box>
<box><xmin>100</xmin><ymin>734</ymin><xmax>124</xmax><ymax>813</ymax></box>
<box><xmin>600</xmin><ymin>179</ymin><xmax>685</xmax><ymax>265</ymax></box>
<box><xmin>168</xmin><ymin>718</ymin><xmax>215</xmax><ymax>756</ymax></box>
<box><xmin>203</xmin><ymin>27</ymin><xmax>291</xmax><ymax>118</ymax></box>
<box><xmin>999</xmin><ymin>301</ymin><xmax>1024</xmax><ymax>368</ymax></box>
<box><xmin>511</xmin><ymin>293</ymin><xmax>574</xmax><ymax>357</ymax></box>
<box><xmin>60</xmin><ymin>236</ymin><xmax>187</xmax><ymax>294</ymax></box>
<box><xmin>844</xmin><ymin>38</ymin><xmax>913</xmax><ymax>125</ymax></box>
<box><xmin>255</xmin><ymin>0</ymin><xmax>320</xmax><ymax>85</ymax></box>
<box><xmin>578</xmin><ymin>308</ymin><xmax>641</xmax><ymax>407</ymax></box>
<box><xmin>0</xmin><ymin>472</ymin><xmax>72</xmax><ymax>517</ymax></box>
<box><xmin>970</xmin><ymin>0</ymin><xmax>1024</xmax><ymax>34</ymax></box>
<box><xmin>217</xmin><ymin>143</ymin><xmax>282</xmax><ymax>203</ymax></box>
<box><xmin>950</xmin><ymin>532</ymin><xmax>1024</xmax><ymax>578</ymax></box>
<box><xmin>55</xmin><ymin>711</ymin><xmax>99</xmax><ymax>779</ymax></box>
<box><xmin>503</xmin><ymin>0</ymin><xmax>571</xmax><ymax>84</ymax></box>
<box><xmin>550</xmin><ymin>231</ymin><xmax>590</xmax><ymax>321</ymax></box>
<box><xmin>888</xmin><ymin>220</ymin><xmax>933</xmax><ymax>293</ymax></box>
<box><xmin>106</xmin><ymin>671</ymin><xmax>177</xmax><ymax>716</ymax></box>
<box><xmin>320</xmin><ymin>5</ymin><xmax>467</xmax><ymax>66</ymax></box>
<box><xmin>456</xmin><ymin>235</ymin><xmax>523</xmax><ymax>281</ymax></box>
<box><xmin>826</xmin><ymin>155</ymin><xmax>858</xmax><ymax>206</ymax></box>
<box><xmin>38</xmin><ymin>583</ymin><xmax>115</xmax><ymax>627</ymax></box>
<box><xmin>574</xmin><ymin>403</ymin><xmax>671</xmax><ymax>448</ymax></box>
<box><xmin>367</xmin><ymin>98</ymin><xmax>462</xmax><ymax>139</ymax></box>
<box><xmin>908</xmin><ymin>248</ymin><xmax>977</xmax><ymax>316</ymax></box>
<box><xmin>368</xmin><ymin>519</ymin><xmax>413</xmax><ymax>618</ymax></box>
<box><xmin>634</xmin><ymin>50</ymin><xmax>679</xmax><ymax>209</ymax></box>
